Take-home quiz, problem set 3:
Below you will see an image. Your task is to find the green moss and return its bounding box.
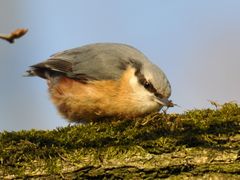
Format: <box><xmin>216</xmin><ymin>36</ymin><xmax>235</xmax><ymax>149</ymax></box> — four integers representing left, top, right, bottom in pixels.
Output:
<box><xmin>0</xmin><ymin>102</ymin><xmax>240</xmax><ymax>178</ymax></box>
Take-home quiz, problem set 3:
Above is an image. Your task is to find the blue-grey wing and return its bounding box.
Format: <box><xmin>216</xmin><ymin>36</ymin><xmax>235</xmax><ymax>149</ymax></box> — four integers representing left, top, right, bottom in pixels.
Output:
<box><xmin>30</xmin><ymin>43</ymin><xmax>147</xmax><ymax>81</ymax></box>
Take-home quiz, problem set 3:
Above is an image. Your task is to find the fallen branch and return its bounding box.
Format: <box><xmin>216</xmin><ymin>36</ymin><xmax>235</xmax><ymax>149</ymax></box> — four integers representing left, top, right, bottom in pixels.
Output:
<box><xmin>0</xmin><ymin>102</ymin><xmax>240</xmax><ymax>179</ymax></box>
<box><xmin>0</xmin><ymin>28</ymin><xmax>28</xmax><ymax>43</ymax></box>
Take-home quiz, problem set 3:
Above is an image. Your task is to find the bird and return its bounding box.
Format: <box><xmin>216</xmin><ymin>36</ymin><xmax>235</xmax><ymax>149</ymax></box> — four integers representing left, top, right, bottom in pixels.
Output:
<box><xmin>25</xmin><ymin>43</ymin><xmax>173</xmax><ymax>123</ymax></box>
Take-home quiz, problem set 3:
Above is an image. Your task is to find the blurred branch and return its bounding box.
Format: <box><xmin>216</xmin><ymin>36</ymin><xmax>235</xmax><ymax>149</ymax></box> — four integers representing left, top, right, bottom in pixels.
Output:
<box><xmin>0</xmin><ymin>28</ymin><xmax>28</xmax><ymax>43</ymax></box>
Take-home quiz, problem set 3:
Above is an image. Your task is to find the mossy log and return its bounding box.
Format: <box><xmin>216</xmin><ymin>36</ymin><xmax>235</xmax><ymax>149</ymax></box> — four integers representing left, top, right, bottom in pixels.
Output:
<box><xmin>0</xmin><ymin>103</ymin><xmax>240</xmax><ymax>179</ymax></box>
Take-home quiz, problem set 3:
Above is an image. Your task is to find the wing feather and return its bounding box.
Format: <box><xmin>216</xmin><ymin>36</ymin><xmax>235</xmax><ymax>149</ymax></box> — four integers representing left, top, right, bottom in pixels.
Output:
<box><xmin>27</xmin><ymin>43</ymin><xmax>148</xmax><ymax>82</ymax></box>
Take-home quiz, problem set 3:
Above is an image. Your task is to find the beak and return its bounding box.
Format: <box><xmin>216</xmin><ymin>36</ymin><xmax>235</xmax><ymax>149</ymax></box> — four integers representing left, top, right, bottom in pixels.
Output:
<box><xmin>155</xmin><ymin>97</ymin><xmax>174</xmax><ymax>107</ymax></box>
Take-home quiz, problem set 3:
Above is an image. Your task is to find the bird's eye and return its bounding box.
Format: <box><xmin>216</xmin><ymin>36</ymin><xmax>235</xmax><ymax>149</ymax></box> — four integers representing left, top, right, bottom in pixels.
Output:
<box><xmin>144</xmin><ymin>81</ymin><xmax>151</xmax><ymax>88</ymax></box>
<box><xmin>141</xmin><ymin>79</ymin><xmax>156</xmax><ymax>93</ymax></box>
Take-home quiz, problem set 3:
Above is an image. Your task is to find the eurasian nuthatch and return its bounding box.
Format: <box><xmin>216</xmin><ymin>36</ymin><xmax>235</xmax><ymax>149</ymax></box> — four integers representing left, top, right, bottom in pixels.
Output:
<box><xmin>26</xmin><ymin>43</ymin><xmax>173</xmax><ymax>122</ymax></box>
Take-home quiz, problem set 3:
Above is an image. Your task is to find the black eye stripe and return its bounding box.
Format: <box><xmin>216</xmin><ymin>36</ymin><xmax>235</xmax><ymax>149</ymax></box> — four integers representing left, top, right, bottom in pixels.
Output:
<box><xmin>154</xmin><ymin>92</ymin><xmax>163</xmax><ymax>99</ymax></box>
<box><xmin>144</xmin><ymin>81</ymin><xmax>150</xmax><ymax>88</ymax></box>
<box><xmin>135</xmin><ymin>70</ymin><xmax>164</xmax><ymax>98</ymax></box>
<box><xmin>144</xmin><ymin>81</ymin><xmax>154</xmax><ymax>91</ymax></box>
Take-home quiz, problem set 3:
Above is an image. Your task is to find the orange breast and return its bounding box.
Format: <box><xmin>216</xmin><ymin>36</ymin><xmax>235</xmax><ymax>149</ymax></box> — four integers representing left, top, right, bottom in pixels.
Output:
<box><xmin>48</xmin><ymin>67</ymin><xmax>159</xmax><ymax>122</ymax></box>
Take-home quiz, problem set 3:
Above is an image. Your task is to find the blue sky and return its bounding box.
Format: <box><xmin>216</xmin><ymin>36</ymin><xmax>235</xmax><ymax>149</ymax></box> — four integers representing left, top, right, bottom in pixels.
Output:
<box><xmin>1</xmin><ymin>0</ymin><xmax>240</xmax><ymax>131</ymax></box>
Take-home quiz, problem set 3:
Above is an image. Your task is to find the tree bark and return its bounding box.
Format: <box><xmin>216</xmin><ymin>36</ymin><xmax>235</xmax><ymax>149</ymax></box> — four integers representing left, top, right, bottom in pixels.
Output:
<box><xmin>0</xmin><ymin>103</ymin><xmax>239</xmax><ymax>179</ymax></box>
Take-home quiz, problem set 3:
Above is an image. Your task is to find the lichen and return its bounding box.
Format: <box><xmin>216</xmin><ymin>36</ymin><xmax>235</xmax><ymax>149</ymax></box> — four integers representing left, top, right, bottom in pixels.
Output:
<box><xmin>0</xmin><ymin>102</ymin><xmax>239</xmax><ymax>179</ymax></box>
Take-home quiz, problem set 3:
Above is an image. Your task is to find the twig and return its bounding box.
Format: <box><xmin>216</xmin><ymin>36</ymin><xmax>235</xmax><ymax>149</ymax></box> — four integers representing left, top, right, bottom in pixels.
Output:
<box><xmin>0</xmin><ymin>28</ymin><xmax>28</xmax><ymax>43</ymax></box>
<box><xmin>209</xmin><ymin>100</ymin><xmax>222</xmax><ymax>109</ymax></box>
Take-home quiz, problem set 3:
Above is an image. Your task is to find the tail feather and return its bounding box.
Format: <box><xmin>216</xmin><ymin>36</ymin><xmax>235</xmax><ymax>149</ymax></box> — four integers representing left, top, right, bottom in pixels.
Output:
<box><xmin>25</xmin><ymin>59</ymin><xmax>72</xmax><ymax>79</ymax></box>
<box><xmin>23</xmin><ymin>69</ymin><xmax>37</xmax><ymax>77</ymax></box>
<box><xmin>24</xmin><ymin>67</ymin><xmax>51</xmax><ymax>79</ymax></box>
<box><xmin>24</xmin><ymin>66</ymin><xmax>68</xmax><ymax>80</ymax></box>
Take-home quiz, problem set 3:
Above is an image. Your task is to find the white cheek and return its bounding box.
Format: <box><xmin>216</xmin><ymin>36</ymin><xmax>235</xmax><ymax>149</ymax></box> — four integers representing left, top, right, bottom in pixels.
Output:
<box><xmin>129</xmin><ymin>74</ymin><xmax>160</xmax><ymax>112</ymax></box>
<box><xmin>129</xmin><ymin>74</ymin><xmax>152</xmax><ymax>99</ymax></box>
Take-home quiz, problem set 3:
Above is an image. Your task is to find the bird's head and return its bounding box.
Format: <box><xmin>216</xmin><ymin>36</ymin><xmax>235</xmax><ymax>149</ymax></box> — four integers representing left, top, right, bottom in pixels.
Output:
<box><xmin>138</xmin><ymin>62</ymin><xmax>173</xmax><ymax>108</ymax></box>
